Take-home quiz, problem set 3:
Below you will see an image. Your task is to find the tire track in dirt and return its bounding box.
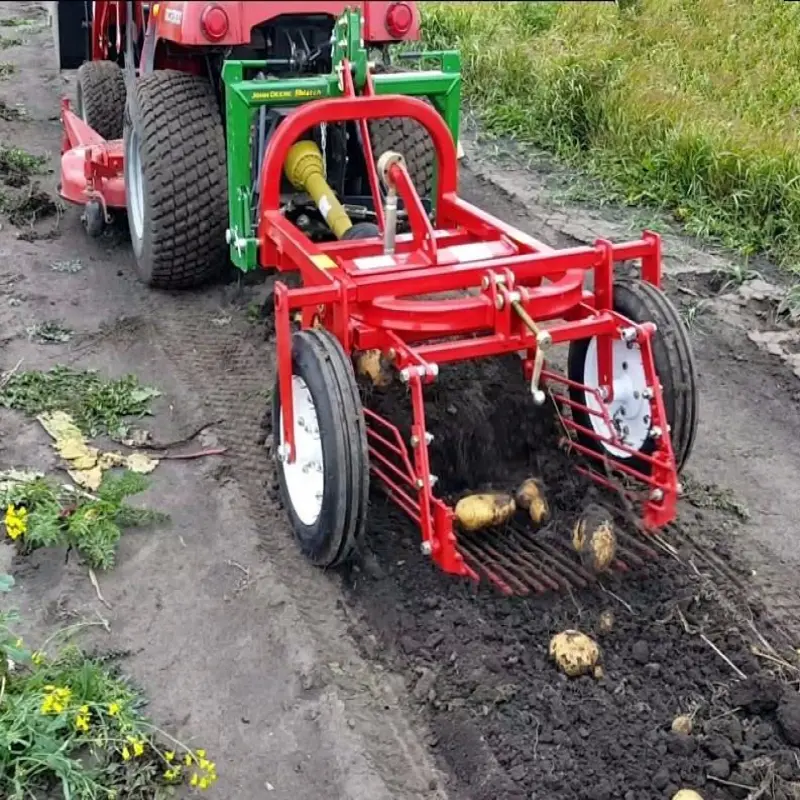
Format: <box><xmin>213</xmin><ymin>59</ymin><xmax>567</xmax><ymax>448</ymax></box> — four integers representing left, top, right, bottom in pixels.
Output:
<box><xmin>147</xmin><ymin>293</ymin><xmax>448</xmax><ymax>799</ymax></box>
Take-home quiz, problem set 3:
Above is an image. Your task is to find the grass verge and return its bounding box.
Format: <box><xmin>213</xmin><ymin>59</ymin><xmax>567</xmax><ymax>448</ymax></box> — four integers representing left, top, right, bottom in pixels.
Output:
<box><xmin>421</xmin><ymin>0</ymin><xmax>800</xmax><ymax>270</ymax></box>
<box><xmin>0</xmin><ymin>575</ymin><xmax>217</xmax><ymax>798</ymax></box>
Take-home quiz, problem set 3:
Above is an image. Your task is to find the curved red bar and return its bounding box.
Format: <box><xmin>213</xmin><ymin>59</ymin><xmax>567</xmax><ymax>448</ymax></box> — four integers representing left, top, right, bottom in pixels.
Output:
<box><xmin>257</xmin><ymin>93</ymin><xmax>458</xmax><ymax>228</ymax></box>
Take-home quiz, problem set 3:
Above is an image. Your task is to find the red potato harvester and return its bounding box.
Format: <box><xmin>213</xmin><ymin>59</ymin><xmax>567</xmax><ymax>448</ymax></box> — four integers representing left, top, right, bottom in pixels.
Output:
<box><xmin>52</xmin><ymin>1</ymin><xmax>698</xmax><ymax>595</ymax></box>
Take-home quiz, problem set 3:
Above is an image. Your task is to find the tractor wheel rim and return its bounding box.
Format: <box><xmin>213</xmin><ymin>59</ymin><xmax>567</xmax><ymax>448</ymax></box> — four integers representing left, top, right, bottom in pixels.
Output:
<box><xmin>126</xmin><ymin>129</ymin><xmax>145</xmax><ymax>243</ymax></box>
<box><xmin>279</xmin><ymin>375</ymin><xmax>325</xmax><ymax>526</ymax></box>
<box><xmin>583</xmin><ymin>336</ymin><xmax>652</xmax><ymax>458</ymax></box>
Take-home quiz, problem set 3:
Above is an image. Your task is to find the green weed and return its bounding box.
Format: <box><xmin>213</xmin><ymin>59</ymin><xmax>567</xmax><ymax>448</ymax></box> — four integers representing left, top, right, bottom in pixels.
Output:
<box><xmin>0</xmin><ymin>146</ymin><xmax>47</xmax><ymax>187</ymax></box>
<box><xmin>0</xmin><ymin>366</ymin><xmax>161</xmax><ymax>439</ymax></box>
<box><xmin>422</xmin><ymin>0</ymin><xmax>800</xmax><ymax>266</ymax></box>
<box><xmin>0</xmin><ymin>36</ymin><xmax>22</xmax><ymax>49</ymax></box>
<box><xmin>2</xmin><ymin>470</ymin><xmax>168</xmax><ymax>569</ymax></box>
<box><xmin>0</xmin><ymin>575</ymin><xmax>217</xmax><ymax>798</ymax></box>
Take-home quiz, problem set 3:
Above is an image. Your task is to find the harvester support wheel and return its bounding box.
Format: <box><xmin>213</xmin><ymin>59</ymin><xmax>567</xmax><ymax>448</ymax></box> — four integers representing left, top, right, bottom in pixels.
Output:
<box><xmin>567</xmin><ymin>278</ymin><xmax>698</xmax><ymax>473</ymax></box>
<box><xmin>123</xmin><ymin>71</ymin><xmax>228</xmax><ymax>289</ymax></box>
<box><xmin>273</xmin><ymin>329</ymin><xmax>370</xmax><ymax>568</ymax></box>
<box><xmin>76</xmin><ymin>61</ymin><xmax>126</xmax><ymax>141</ymax></box>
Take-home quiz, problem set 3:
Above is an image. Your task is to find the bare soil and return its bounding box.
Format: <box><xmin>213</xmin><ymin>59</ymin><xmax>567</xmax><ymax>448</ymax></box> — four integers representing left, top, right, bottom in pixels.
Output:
<box><xmin>1</xmin><ymin>3</ymin><xmax>799</xmax><ymax>800</ymax></box>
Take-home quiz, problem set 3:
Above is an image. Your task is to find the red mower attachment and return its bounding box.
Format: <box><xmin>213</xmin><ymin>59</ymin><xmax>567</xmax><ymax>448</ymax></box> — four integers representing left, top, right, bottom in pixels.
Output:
<box><xmin>58</xmin><ymin>98</ymin><xmax>125</xmax><ymax>238</ymax></box>
<box><xmin>263</xmin><ymin>92</ymin><xmax>698</xmax><ymax>597</ymax></box>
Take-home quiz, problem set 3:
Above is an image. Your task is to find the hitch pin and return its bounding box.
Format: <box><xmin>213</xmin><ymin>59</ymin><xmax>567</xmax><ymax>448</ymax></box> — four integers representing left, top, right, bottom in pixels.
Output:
<box><xmin>511</xmin><ymin>298</ymin><xmax>552</xmax><ymax>407</ymax></box>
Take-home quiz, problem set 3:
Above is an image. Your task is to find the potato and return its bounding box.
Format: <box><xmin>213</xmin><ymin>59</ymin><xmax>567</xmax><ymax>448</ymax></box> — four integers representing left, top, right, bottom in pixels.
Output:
<box><xmin>549</xmin><ymin>630</ymin><xmax>601</xmax><ymax>678</ymax></box>
<box><xmin>572</xmin><ymin>504</ymin><xmax>617</xmax><ymax>573</ymax></box>
<box><xmin>454</xmin><ymin>493</ymin><xmax>516</xmax><ymax>532</ymax></box>
<box><xmin>671</xmin><ymin>714</ymin><xmax>694</xmax><ymax>735</ymax></box>
<box><xmin>671</xmin><ymin>791</ymin><xmax>703</xmax><ymax>800</ymax></box>
<box><xmin>597</xmin><ymin>609</ymin><xmax>615</xmax><ymax>635</ymax></box>
<box><xmin>355</xmin><ymin>349</ymin><xmax>393</xmax><ymax>388</ymax></box>
<box><xmin>515</xmin><ymin>478</ymin><xmax>549</xmax><ymax>526</ymax></box>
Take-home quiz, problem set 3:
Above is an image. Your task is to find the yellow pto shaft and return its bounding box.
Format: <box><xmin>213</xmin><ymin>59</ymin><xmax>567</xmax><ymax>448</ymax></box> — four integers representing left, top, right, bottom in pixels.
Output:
<box><xmin>284</xmin><ymin>141</ymin><xmax>353</xmax><ymax>239</ymax></box>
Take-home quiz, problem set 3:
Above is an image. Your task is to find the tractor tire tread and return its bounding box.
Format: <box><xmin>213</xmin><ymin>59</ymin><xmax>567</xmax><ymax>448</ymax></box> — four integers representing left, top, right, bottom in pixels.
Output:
<box><xmin>77</xmin><ymin>61</ymin><xmax>125</xmax><ymax>141</ymax></box>
<box><xmin>127</xmin><ymin>70</ymin><xmax>228</xmax><ymax>289</ymax></box>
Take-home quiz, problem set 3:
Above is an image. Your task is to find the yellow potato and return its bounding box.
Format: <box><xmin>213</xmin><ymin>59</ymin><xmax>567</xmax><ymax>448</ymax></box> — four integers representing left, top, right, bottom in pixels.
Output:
<box><xmin>549</xmin><ymin>630</ymin><xmax>601</xmax><ymax>678</ymax></box>
<box><xmin>671</xmin><ymin>791</ymin><xmax>703</xmax><ymax>800</ymax></box>
<box><xmin>597</xmin><ymin>609</ymin><xmax>615</xmax><ymax>635</ymax></box>
<box><xmin>572</xmin><ymin>505</ymin><xmax>617</xmax><ymax>573</ymax></box>
<box><xmin>454</xmin><ymin>493</ymin><xmax>516</xmax><ymax>532</ymax></box>
<box><xmin>515</xmin><ymin>478</ymin><xmax>549</xmax><ymax>526</ymax></box>
<box><xmin>671</xmin><ymin>714</ymin><xmax>694</xmax><ymax>735</ymax></box>
<box><xmin>355</xmin><ymin>349</ymin><xmax>393</xmax><ymax>388</ymax></box>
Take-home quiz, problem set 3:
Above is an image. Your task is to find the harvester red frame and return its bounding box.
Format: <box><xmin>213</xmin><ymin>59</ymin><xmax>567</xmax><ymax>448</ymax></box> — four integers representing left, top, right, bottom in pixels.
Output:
<box><xmin>262</xmin><ymin>72</ymin><xmax>679</xmax><ymax>592</ymax></box>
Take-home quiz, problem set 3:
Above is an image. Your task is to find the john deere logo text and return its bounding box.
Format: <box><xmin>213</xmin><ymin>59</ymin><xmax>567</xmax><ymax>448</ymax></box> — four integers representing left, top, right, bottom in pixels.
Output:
<box><xmin>251</xmin><ymin>88</ymin><xmax>324</xmax><ymax>101</ymax></box>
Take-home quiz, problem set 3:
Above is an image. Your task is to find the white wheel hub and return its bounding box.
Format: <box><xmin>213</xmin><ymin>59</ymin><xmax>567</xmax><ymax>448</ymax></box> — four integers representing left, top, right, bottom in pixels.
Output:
<box><xmin>125</xmin><ymin>128</ymin><xmax>145</xmax><ymax>247</ymax></box>
<box><xmin>279</xmin><ymin>375</ymin><xmax>325</xmax><ymax>526</ymax></box>
<box><xmin>582</xmin><ymin>337</ymin><xmax>653</xmax><ymax>458</ymax></box>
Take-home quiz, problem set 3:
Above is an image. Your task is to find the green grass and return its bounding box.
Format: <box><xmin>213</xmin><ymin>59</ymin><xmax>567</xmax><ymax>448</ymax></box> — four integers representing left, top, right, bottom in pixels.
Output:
<box><xmin>421</xmin><ymin>0</ymin><xmax>800</xmax><ymax>270</ymax></box>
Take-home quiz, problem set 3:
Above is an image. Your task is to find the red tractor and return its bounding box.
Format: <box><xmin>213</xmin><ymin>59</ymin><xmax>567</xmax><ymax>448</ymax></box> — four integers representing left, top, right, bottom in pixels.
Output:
<box><xmin>53</xmin><ymin>0</ymin><xmax>431</xmax><ymax>288</ymax></box>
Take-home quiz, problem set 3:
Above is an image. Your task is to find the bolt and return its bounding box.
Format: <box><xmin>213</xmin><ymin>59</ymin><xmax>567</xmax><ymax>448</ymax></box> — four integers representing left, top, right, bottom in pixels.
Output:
<box><xmin>642</xmin><ymin>388</ymin><xmax>654</xmax><ymax>399</ymax></box>
<box><xmin>429</xmin><ymin>363</ymin><xmax>440</xmax><ymax>378</ymax></box>
<box><xmin>430</xmin><ymin>475</ymin><xmax>439</xmax><ymax>487</ymax></box>
<box><xmin>420</xmin><ymin>541</ymin><xmax>432</xmax><ymax>556</ymax></box>
<box><xmin>225</xmin><ymin>229</ymin><xmax>232</xmax><ymax>244</ymax></box>
<box><xmin>621</xmin><ymin>326</ymin><xmax>638</xmax><ymax>343</ymax></box>
<box><xmin>410</xmin><ymin>434</ymin><xmax>420</xmax><ymax>448</ymax></box>
<box><xmin>424</xmin><ymin>432</ymin><xmax>434</xmax><ymax>445</ymax></box>
<box><xmin>650</xmin><ymin>488</ymin><xmax>664</xmax><ymax>502</ymax></box>
<box><xmin>399</xmin><ymin>368</ymin><xmax>410</xmax><ymax>383</ymax></box>
<box><xmin>650</xmin><ymin>426</ymin><xmax>663</xmax><ymax>439</ymax></box>
<box><xmin>676</xmin><ymin>482</ymin><xmax>684</xmax><ymax>497</ymax></box>
<box><xmin>276</xmin><ymin>443</ymin><xmax>290</xmax><ymax>462</ymax></box>
<box><xmin>532</xmin><ymin>389</ymin><xmax>546</xmax><ymax>406</ymax></box>
<box><xmin>415</xmin><ymin>478</ymin><xmax>424</xmax><ymax>489</ymax></box>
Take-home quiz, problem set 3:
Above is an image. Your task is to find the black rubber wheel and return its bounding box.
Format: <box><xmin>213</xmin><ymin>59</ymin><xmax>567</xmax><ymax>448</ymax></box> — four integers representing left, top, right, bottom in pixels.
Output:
<box><xmin>273</xmin><ymin>329</ymin><xmax>370</xmax><ymax>568</ymax></box>
<box><xmin>76</xmin><ymin>61</ymin><xmax>125</xmax><ymax>141</ymax></box>
<box><xmin>341</xmin><ymin>222</ymin><xmax>380</xmax><ymax>240</ymax></box>
<box><xmin>368</xmin><ymin>66</ymin><xmax>435</xmax><ymax>199</ymax></box>
<box><xmin>567</xmin><ymin>278</ymin><xmax>698</xmax><ymax>474</ymax></box>
<box><xmin>123</xmin><ymin>70</ymin><xmax>228</xmax><ymax>289</ymax></box>
<box><xmin>82</xmin><ymin>199</ymin><xmax>104</xmax><ymax>238</ymax></box>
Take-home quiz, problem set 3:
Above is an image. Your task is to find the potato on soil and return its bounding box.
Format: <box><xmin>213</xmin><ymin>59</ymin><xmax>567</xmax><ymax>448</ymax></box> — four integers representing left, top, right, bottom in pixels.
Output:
<box><xmin>572</xmin><ymin>504</ymin><xmax>617</xmax><ymax>572</ymax></box>
<box><xmin>549</xmin><ymin>630</ymin><xmax>601</xmax><ymax>678</ymax></box>
<box><xmin>671</xmin><ymin>714</ymin><xmax>693</xmax><ymax>735</ymax></box>
<box><xmin>355</xmin><ymin>349</ymin><xmax>393</xmax><ymax>388</ymax></box>
<box><xmin>515</xmin><ymin>477</ymin><xmax>549</xmax><ymax>525</ymax></box>
<box><xmin>596</xmin><ymin>609</ymin><xmax>615</xmax><ymax>635</ymax></box>
<box><xmin>671</xmin><ymin>791</ymin><xmax>703</xmax><ymax>800</ymax></box>
<box><xmin>455</xmin><ymin>493</ymin><xmax>516</xmax><ymax>532</ymax></box>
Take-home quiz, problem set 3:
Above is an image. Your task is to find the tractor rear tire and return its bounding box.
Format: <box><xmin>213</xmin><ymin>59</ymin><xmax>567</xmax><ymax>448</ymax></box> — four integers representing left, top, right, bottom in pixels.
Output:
<box><xmin>124</xmin><ymin>70</ymin><xmax>228</xmax><ymax>289</ymax></box>
<box><xmin>76</xmin><ymin>61</ymin><xmax>125</xmax><ymax>141</ymax></box>
<box><xmin>368</xmin><ymin>66</ymin><xmax>435</xmax><ymax>199</ymax></box>
<box><xmin>567</xmin><ymin>278</ymin><xmax>699</xmax><ymax>474</ymax></box>
<box><xmin>273</xmin><ymin>329</ymin><xmax>370</xmax><ymax>568</ymax></box>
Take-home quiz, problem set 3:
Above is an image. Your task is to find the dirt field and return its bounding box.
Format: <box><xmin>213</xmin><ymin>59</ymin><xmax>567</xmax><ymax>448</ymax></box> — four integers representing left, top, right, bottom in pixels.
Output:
<box><xmin>1</xmin><ymin>3</ymin><xmax>799</xmax><ymax>799</ymax></box>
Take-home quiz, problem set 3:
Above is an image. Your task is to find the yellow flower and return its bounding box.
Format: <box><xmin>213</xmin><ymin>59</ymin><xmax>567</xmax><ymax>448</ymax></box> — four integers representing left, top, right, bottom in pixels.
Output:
<box><xmin>165</xmin><ymin>751</ymin><xmax>175</xmax><ymax>762</ymax></box>
<box><xmin>4</xmin><ymin>504</ymin><xmax>28</xmax><ymax>541</ymax></box>
<box><xmin>121</xmin><ymin>745</ymin><xmax>131</xmax><ymax>762</ymax></box>
<box><xmin>184</xmin><ymin>754</ymin><xmax>193</xmax><ymax>766</ymax></box>
<box><xmin>74</xmin><ymin>705</ymin><xmax>90</xmax><ymax>733</ymax></box>
<box><xmin>108</xmin><ymin>701</ymin><xmax>121</xmax><ymax>716</ymax></box>
<box><xmin>125</xmin><ymin>735</ymin><xmax>145</xmax><ymax>758</ymax></box>
<box><xmin>190</xmin><ymin>774</ymin><xmax>199</xmax><ymax>787</ymax></box>
<box><xmin>40</xmin><ymin>685</ymin><xmax>72</xmax><ymax>715</ymax></box>
<box><xmin>164</xmin><ymin>767</ymin><xmax>181</xmax><ymax>782</ymax></box>
<box><xmin>196</xmin><ymin>749</ymin><xmax>206</xmax><ymax>758</ymax></box>
<box><xmin>31</xmin><ymin>651</ymin><xmax>45</xmax><ymax>666</ymax></box>
<box><xmin>14</xmin><ymin>638</ymin><xmax>22</xmax><ymax>647</ymax></box>
<box><xmin>199</xmin><ymin>777</ymin><xmax>209</xmax><ymax>790</ymax></box>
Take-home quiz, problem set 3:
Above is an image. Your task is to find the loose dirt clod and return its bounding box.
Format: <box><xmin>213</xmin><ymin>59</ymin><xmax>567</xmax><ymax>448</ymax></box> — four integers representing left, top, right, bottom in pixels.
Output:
<box><xmin>4</xmin><ymin>184</ymin><xmax>59</xmax><ymax>227</ymax></box>
<box><xmin>596</xmin><ymin>609</ymin><xmax>615</xmax><ymax>634</ymax></box>
<box><xmin>549</xmin><ymin>630</ymin><xmax>600</xmax><ymax>677</ymax></box>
